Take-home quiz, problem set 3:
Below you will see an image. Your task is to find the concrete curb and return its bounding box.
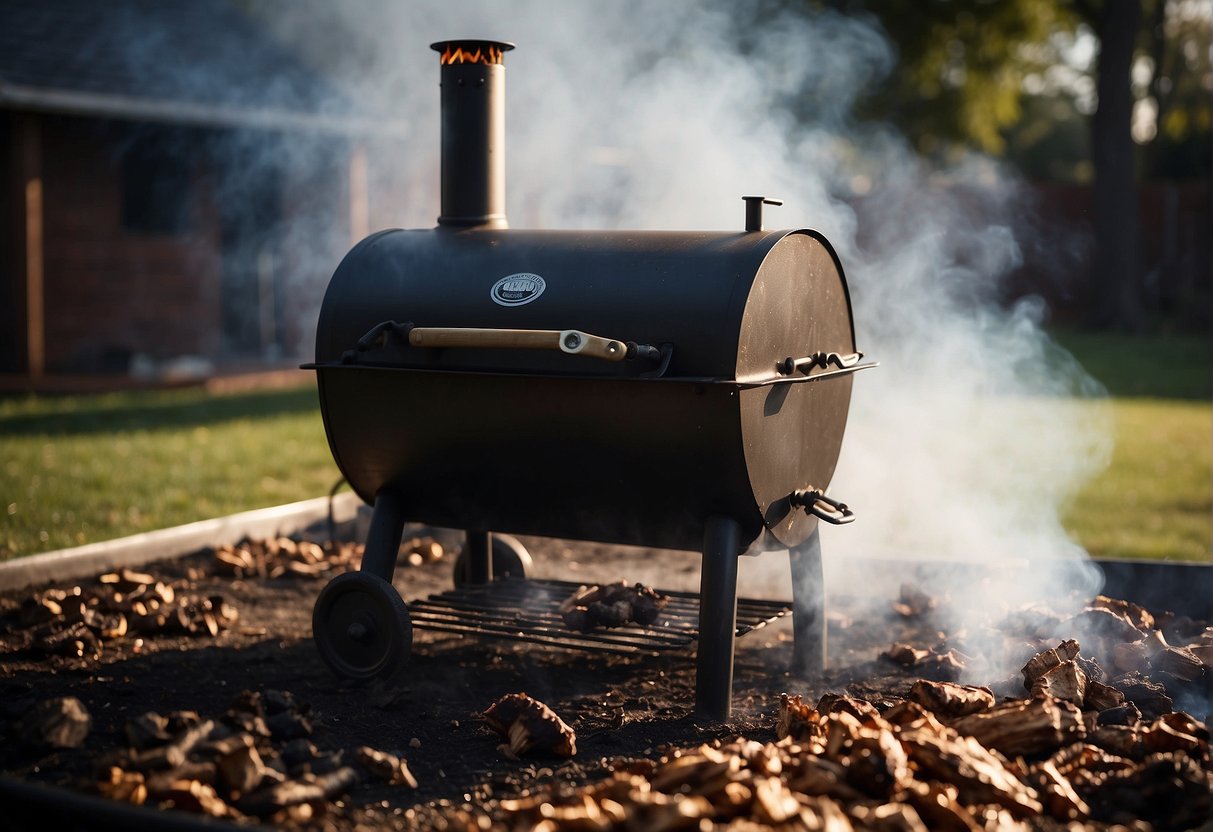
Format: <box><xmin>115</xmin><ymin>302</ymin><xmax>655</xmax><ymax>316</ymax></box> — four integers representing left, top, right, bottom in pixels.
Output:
<box><xmin>0</xmin><ymin>492</ymin><xmax>362</xmax><ymax>592</ymax></box>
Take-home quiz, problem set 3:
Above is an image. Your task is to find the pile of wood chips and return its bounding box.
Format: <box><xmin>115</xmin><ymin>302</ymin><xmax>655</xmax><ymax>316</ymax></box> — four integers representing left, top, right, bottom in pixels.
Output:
<box><xmin>497</xmin><ymin>671</ymin><xmax>1209</xmax><ymax>831</ymax></box>
<box><xmin>95</xmin><ymin>688</ymin><xmax>416</xmax><ymax>824</ymax></box>
<box><xmin>0</xmin><ymin>567</ymin><xmax>237</xmax><ymax>660</ymax></box>
<box><xmin>494</xmin><ymin>590</ymin><xmax>1213</xmax><ymax>832</ymax></box>
<box><xmin>211</xmin><ymin>535</ymin><xmax>446</xmax><ymax>580</ymax></box>
<box><xmin>0</xmin><ymin>533</ymin><xmax>447</xmax><ymax>664</ymax></box>
<box><xmin>212</xmin><ymin>537</ymin><xmax>361</xmax><ymax>580</ymax></box>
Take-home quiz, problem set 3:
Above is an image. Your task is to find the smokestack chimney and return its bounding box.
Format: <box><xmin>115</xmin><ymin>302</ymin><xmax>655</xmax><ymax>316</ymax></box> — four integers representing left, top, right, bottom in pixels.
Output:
<box><xmin>430</xmin><ymin>39</ymin><xmax>514</xmax><ymax>229</ymax></box>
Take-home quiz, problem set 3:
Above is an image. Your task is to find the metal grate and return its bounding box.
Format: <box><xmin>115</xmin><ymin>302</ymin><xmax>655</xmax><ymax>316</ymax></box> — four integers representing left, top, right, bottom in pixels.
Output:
<box><xmin>408</xmin><ymin>577</ymin><xmax>791</xmax><ymax>655</ymax></box>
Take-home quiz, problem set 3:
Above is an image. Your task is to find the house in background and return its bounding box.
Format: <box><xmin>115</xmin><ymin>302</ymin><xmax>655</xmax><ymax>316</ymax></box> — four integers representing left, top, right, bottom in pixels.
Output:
<box><xmin>0</xmin><ymin>0</ymin><xmax>379</xmax><ymax>388</ymax></box>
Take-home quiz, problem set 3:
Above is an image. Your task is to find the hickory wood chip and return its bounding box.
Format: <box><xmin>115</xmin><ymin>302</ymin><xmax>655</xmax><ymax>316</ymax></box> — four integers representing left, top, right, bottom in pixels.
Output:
<box><xmin>17</xmin><ymin>696</ymin><xmax>92</xmax><ymax>750</ymax></box>
<box><xmin>356</xmin><ymin>746</ymin><xmax>419</xmax><ymax>788</ymax></box>
<box><xmin>908</xmin><ymin>680</ymin><xmax>995</xmax><ymax>719</ymax></box>
<box><xmin>482</xmin><ymin>693</ymin><xmax>577</xmax><ymax>758</ymax></box>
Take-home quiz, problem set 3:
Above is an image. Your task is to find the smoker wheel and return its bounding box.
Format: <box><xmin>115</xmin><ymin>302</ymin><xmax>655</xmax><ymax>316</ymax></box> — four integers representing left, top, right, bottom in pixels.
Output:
<box><xmin>312</xmin><ymin>572</ymin><xmax>413</xmax><ymax>680</ymax></box>
<box><xmin>453</xmin><ymin>534</ymin><xmax>533</xmax><ymax>588</ymax></box>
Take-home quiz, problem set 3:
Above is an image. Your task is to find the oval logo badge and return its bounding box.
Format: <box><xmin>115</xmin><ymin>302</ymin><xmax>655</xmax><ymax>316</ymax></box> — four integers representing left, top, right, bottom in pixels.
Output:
<box><xmin>490</xmin><ymin>273</ymin><xmax>546</xmax><ymax>307</ymax></box>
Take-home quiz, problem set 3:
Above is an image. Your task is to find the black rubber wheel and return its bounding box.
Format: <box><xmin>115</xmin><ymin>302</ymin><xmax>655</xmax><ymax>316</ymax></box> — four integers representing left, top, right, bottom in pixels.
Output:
<box><xmin>312</xmin><ymin>571</ymin><xmax>412</xmax><ymax>681</ymax></box>
<box><xmin>453</xmin><ymin>533</ymin><xmax>533</xmax><ymax>588</ymax></box>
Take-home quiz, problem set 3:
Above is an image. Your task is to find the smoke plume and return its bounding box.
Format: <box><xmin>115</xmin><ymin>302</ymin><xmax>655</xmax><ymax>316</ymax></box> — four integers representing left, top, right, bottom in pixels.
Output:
<box><xmin>258</xmin><ymin>1</ymin><xmax>1115</xmax><ymax>672</ymax></box>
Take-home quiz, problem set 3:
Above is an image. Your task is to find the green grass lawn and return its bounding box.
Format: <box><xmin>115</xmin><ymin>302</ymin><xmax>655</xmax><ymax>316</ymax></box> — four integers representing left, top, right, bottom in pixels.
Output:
<box><xmin>1</xmin><ymin>385</ymin><xmax>340</xmax><ymax>560</ymax></box>
<box><xmin>1</xmin><ymin>329</ymin><xmax>1209</xmax><ymax>561</ymax></box>
<box><xmin>1063</xmin><ymin>398</ymin><xmax>1210</xmax><ymax>561</ymax></box>
<box><xmin>1053</xmin><ymin>329</ymin><xmax>1211</xmax><ymax>562</ymax></box>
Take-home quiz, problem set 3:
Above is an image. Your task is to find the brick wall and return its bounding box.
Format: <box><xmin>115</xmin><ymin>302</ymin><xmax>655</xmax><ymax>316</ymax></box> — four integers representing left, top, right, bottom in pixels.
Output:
<box><xmin>39</xmin><ymin>116</ymin><xmax>223</xmax><ymax>372</ymax></box>
<box><xmin>13</xmin><ymin>115</ymin><xmax>352</xmax><ymax>375</ymax></box>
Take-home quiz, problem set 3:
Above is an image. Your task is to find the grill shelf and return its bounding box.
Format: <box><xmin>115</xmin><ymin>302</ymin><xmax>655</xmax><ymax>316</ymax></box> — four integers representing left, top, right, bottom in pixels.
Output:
<box><xmin>408</xmin><ymin>576</ymin><xmax>791</xmax><ymax>656</ymax></box>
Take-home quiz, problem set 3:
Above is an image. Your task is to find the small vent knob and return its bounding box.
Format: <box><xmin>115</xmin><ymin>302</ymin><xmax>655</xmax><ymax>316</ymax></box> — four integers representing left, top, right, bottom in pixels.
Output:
<box><xmin>742</xmin><ymin>196</ymin><xmax>783</xmax><ymax>232</ymax></box>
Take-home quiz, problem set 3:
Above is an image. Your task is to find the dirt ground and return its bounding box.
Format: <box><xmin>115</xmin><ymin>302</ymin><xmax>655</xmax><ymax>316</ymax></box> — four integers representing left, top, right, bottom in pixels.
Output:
<box><xmin>1</xmin><ymin>533</ymin><xmax>1209</xmax><ymax>830</ymax></box>
<box><xmin>0</xmin><ymin>533</ymin><xmax>917</xmax><ymax>829</ymax></box>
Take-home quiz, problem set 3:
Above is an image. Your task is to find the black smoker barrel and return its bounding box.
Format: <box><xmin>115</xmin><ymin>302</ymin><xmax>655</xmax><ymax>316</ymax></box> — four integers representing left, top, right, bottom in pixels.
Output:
<box><xmin>314</xmin><ymin>227</ymin><xmax>860</xmax><ymax>554</ymax></box>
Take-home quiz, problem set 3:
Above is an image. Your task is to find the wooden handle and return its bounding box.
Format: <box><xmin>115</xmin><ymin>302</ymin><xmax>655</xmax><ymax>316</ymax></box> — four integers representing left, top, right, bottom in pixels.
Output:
<box><xmin>409</xmin><ymin>327</ymin><xmax>558</xmax><ymax>350</ymax></box>
<box><xmin>407</xmin><ymin>327</ymin><xmax>627</xmax><ymax>362</ymax></box>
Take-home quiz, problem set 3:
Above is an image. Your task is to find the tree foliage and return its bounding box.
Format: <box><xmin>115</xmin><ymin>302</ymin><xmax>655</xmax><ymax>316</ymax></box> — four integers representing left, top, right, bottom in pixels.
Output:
<box><xmin>764</xmin><ymin>0</ymin><xmax>1209</xmax><ymax>180</ymax></box>
<box><xmin>847</xmin><ymin>0</ymin><xmax>1072</xmax><ymax>156</ymax></box>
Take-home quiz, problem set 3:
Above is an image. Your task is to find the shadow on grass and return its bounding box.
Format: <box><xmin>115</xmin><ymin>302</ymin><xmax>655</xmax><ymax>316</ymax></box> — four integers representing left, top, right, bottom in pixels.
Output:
<box><xmin>1051</xmin><ymin>329</ymin><xmax>1212</xmax><ymax>400</ymax></box>
<box><xmin>0</xmin><ymin>387</ymin><xmax>321</xmax><ymax>437</ymax></box>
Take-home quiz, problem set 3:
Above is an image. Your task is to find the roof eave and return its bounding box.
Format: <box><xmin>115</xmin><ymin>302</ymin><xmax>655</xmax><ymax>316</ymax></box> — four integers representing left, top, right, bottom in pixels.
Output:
<box><xmin>0</xmin><ymin>80</ymin><xmax>407</xmax><ymax>137</ymax></box>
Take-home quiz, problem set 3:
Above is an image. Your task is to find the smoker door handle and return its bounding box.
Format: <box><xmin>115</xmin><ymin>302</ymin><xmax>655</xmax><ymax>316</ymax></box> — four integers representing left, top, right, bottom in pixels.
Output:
<box><xmin>408</xmin><ymin>326</ymin><xmax>629</xmax><ymax>362</ymax></box>
<box><xmin>790</xmin><ymin>488</ymin><xmax>856</xmax><ymax>525</ymax></box>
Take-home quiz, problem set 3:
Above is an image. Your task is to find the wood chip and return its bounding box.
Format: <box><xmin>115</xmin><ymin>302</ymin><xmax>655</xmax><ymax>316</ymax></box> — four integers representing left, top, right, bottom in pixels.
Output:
<box><xmin>1090</xmin><ymin>595</ymin><xmax>1155</xmax><ymax>631</ymax></box>
<box><xmin>357</xmin><ymin>746</ymin><xmax>418</xmax><ymax>788</ymax></box>
<box><xmin>97</xmin><ymin>767</ymin><xmax>147</xmax><ymax>805</ymax></box>
<box><xmin>899</xmin><ymin>726</ymin><xmax>1044</xmax><ymax>817</ymax></box>
<box><xmin>127</xmin><ymin>719</ymin><xmax>216</xmax><ymax>771</ymax></box>
<box><xmin>951</xmin><ymin>697</ymin><xmax>1085</xmax><ymax>758</ymax></box>
<box><xmin>1031</xmin><ymin>660</ymin><xmax>1088</xmax><ymax>705</ymax></box>
<box><xmin>1083</xmin><ymin>752</ymin><xmax>1211</xmax><ymax>829</ymax></box>
<box><xmin>1084</xmin><ymin>680</ymin><xmax>1126</xmax><ymax>712</ymax></box>
<box><xmin>153</xmin><ymin>778</ymin><xmax>229</xmax><ymax>817</ymax></box>
<box><xmin>850</xmin><ymin>801</ymin><xmax>930</xmax><ymax>832</ymax></box>
<box><xmin>1150</xmin><ymin>645</ymin><xmax>1207</xmax><ymax>682</ymax></box>
<box><xmin>1021</xmin><ymin>639</ymin><xmax>1080</xmax><ymax>689</ymax></box>
<box><xmin>1188</xmin><ymin>643</ymin><xmax>1213</xmax><ymax>667</ymax></box>
<box><xmin>909</xmin><ymin>680</ymin><xmax>995</xmax><ymax>718</ymax></box>
<box><xmin>1109</xmin><ymin>672</ymin><xmax>1174</xmax><ymax>719</ymax></box>
<box><xmin>1067</xmin><ymin>607</ymin><xmax>1147</xmax><ymax>646</ymax></box>
<box><xmin>776</xmin><ymin>693</ymin><xmax>822</xmax><ymax>743</ymax></box>
<box><xmin>1141</xmin><ymin>713</ymin><xmax>1206</xmax><ymax>756</ymax></box>
<box><xmin>483</xmin><ymin>693</ymin><xmax>576</xmax><ymax>758</ymax></box>
<box><xmin>125</xmin><ymin>711</ymin><xmax>171</xmax><ymax>750</ymax></box>
<box><xmin>19</xmin><ymin>696</ymin><xmax>92</xmax><ymax>749</ymax></box>
<box><xmin>900</xmin><ymin>777</ymin><xmax>997</xmax><ymax>831</ymax></box>
<box><xmin>237</xmin><ymin>766</ymin><xmax>360</xmax><ymax>816</ymax></box>
<box><xmin>883</xmin><ymin>643</ymin><xmax>931</xmax><ymax>666</ymax></box>
<box><xmin>816</xmin><ymin>693</ymin><xmax>881</xmax><ymax>721</ymax></box>
<box><xmin>1029</xmin><ymin>759</ymin><xmax>1091</xmax><ymax>821</ymax></box>
<box><xmin>752</xmin><ymin>776</ymin><xmax>801</xmax><ymax>824</ymax></box>
<box><xmin>215</xmin><ymin>735</ymin><xmax>268</xmax><ymax>796</ymax></box>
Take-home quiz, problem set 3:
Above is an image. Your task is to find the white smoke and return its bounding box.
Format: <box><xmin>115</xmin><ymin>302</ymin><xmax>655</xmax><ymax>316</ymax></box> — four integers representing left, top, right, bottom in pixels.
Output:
<box><xmin>259</xmin><ymin>1</ymin><xmax>1114</xmax><ymax>658</ymax></box>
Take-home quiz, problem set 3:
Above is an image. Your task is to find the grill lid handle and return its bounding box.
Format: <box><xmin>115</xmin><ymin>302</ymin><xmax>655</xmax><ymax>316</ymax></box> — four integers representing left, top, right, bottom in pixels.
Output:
<box><xmin>409</xmin><ymin>326</ymin><xmax>644</xmax><ymax>362</ymax></box>
<box><xmin>336</xmin><ymin>321</ymin><xmax>668</xmax><ymax>368</ymax></box>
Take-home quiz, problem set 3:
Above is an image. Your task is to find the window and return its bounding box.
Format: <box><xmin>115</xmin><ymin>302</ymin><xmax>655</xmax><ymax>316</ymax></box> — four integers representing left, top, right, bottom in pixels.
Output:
<box><xmin>120</xmin><ymin>133</ymin><xmax>192</xmax><ymax>235</ymax></box>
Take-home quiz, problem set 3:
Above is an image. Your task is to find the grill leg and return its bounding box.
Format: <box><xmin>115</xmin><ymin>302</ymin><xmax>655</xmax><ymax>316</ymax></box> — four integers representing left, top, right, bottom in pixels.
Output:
<box><xmin>789</xmin><ymin>526</ymin><xmax>826</xmax><ymax>676</ymax></box>
<box><xmin>465</xmin><ymin>530</ymin><xmax>493</xmax><ymax>585</ymax></box>
<box><xmin>360</xmin><ymin>490</ymin><xmax>406</xmax><ymax>582</ymax></box>
<box><xmin>695</xmin><ymin>515</ymin><xmax>741</xmax><ymax>721</ymax></box>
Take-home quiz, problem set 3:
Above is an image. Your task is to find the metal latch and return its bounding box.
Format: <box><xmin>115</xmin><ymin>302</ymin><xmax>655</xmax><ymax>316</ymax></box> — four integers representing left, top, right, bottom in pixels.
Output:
<box><xmin>779</xmin><ymin>352</ymin><xmax>864</xmax><ymax>376</ymax></box>
<box><xmin>790</xmin><ymin>487</ymin><xmax>855</xmax><ymax>525</ymax></box>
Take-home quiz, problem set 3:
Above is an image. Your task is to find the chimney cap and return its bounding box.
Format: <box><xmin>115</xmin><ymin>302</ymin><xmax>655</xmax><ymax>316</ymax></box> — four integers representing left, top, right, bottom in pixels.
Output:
<box><xmin>430</xmin><ymin>40</ymin><xmax>515</xmax><ymax>64</ymax></box>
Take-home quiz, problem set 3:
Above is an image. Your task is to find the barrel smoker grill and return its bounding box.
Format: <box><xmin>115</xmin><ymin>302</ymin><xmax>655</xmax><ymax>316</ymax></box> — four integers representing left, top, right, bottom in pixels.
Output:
<box><xmin>307</xmin><ymin>40</ymin><xmax>875</xmax><ymax>719</ymax></box>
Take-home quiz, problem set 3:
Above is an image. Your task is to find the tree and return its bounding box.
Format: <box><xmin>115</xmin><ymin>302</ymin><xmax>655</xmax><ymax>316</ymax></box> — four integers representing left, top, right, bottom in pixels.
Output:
<box><xmin>1080</xmin><ymin>0</ymin><xmax>1147</xmax><ymax>329</ymax></box>
<box><xmin>1072</xmin><ymin>0</ymin><xmax>1210</xmax><ymax>329</ymax></box>
<box><xmin>760</xmin><ymin>0</ymin><xmax>1210</xmax><ymax>330</ymax></box>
